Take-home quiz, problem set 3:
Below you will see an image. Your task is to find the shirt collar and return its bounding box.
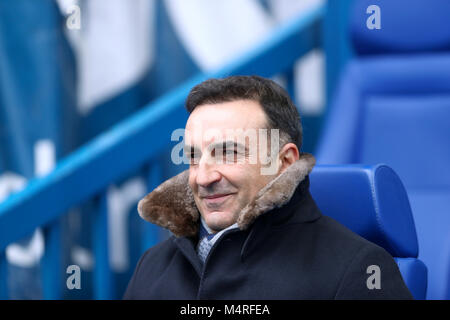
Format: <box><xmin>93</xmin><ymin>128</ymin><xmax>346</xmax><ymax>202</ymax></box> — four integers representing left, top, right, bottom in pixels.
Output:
<box><xmin>199</xmin><ymin>217</ymin><xmax>238</xmax><ymax>242</ymax></box>
<box><xmin>199</xmin><ymin>218</ymin><xmax>214</xmax><ymax>240</ymax></box>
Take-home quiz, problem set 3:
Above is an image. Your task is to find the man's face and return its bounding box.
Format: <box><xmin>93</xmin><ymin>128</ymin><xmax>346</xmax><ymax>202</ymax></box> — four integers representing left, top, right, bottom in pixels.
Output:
<box><xmin>185</xmin><ymin>100</ymin><xmax>278</xmax><ymax>233</ymax></box>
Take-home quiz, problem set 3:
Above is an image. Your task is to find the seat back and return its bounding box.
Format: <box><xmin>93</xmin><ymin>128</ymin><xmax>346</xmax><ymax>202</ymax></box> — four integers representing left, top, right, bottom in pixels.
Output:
<box><xmin>309</xmin><ymin>164</ymin><xmax>427</xmax><ymax>299</ymax></box>
<box><xmin>350</xmin><ymin>0</ymin><xmax>450</xmax><ymax>56</ymax></box>
<box><xmin>316</xmin><ymin>0</ymin><xmax>450</xmax><ymax>299</ymax></box>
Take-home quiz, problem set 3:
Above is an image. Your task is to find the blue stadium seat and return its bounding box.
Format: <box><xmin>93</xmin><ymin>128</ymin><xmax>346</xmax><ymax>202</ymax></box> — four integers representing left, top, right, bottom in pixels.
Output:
<box><xmin>316</xmin><ymin>0</ymin><xmax>450</xmax><ymax>299</ymax></box>
<box><xmin>310</xmin><ymin>164</ymin><xmax>427</xmax><ymax>300</ymax></box>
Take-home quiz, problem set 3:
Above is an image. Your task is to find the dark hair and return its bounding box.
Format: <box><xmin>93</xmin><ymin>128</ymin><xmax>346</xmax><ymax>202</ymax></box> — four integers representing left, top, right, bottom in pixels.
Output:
<box><xmin>185</xmin><ymin>75</ymin><xmax>303</xmax><ymax>150</ymax></box>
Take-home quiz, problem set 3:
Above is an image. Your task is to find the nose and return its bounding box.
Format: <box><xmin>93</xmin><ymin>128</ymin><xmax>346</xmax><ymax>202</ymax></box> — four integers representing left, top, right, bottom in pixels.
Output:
<box><xmin>195</xmin><ymin>155</ymin><xmax>221</xmax><ymax>187</ymax></box>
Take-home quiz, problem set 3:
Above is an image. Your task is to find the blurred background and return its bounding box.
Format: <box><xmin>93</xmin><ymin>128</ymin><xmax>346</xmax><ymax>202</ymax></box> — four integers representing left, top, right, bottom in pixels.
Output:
<box><xmin>0</xmin><ymin>0</ymin><xmax>449</xmax><ymax>300</ymax></box>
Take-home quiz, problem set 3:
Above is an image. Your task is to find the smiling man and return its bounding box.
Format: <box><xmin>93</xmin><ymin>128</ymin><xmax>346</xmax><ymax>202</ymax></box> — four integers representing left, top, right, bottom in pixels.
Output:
<box><xmin>123</xmin><ymin>76</ymin><xmax>412</xmax><ymax>300</ymax></box>
<box><xmin>184</xmin><ymin>98</ymin><xmax>284</xmax><ymax>234</ymax></box>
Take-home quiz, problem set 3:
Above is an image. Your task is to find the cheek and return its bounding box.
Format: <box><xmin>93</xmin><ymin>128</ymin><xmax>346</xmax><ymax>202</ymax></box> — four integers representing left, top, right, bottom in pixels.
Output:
<box><xmin>248</xmin><ymin>166</ymin><xmax>272</xmax><ymax>192</ymax></box>
<box><xmin>226</xmin><ymin>164</ymin><xmax>261</xmax><ymax>192</ymax></box>
<box><xmin>188</xmin><ymin>170</ymin><xmax>197</xmax><ymax>192</ymax></box>
<box><xmin>221</xmin><ymin>164</ymin><xmax>247</xmax><ymax>183</ymax></box>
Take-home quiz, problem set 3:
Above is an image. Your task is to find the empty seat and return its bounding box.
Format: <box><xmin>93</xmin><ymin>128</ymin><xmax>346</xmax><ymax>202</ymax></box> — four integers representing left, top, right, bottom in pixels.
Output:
<box><xmin>310</xmin><ymin>164</ymin><xmax>427</xmax><ymax>299</ymax></box>
<box><xmin>316</xmin><ymin>0</ymin><xmax>450</xmax><ymax>299</ymax></box>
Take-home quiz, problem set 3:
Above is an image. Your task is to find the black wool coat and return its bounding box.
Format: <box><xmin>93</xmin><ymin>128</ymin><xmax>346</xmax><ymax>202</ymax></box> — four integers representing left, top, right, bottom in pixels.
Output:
<box><xmin>124</xmin><ymin>154</ymin><xmax>413</xmax><ymax>300</ymax></box>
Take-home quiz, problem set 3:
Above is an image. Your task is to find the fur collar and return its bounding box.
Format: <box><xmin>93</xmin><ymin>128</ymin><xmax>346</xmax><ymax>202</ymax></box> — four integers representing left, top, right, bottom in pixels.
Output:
<box><xmin>137</xmin><ymin>153</ymin><xmax>316</xmax><ymax>237</ymax></box>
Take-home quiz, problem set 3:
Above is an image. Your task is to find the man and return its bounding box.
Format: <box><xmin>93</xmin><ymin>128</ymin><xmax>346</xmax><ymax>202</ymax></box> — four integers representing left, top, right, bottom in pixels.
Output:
<box><xmin>124</xmin><ymin>75</ymin><xmax>413</xmax><ymax>299</ymax></box>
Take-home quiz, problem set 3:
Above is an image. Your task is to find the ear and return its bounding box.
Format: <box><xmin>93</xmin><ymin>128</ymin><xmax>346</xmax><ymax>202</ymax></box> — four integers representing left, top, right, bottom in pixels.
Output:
<box><xmin>278</xmin><ymin>143</ymin><xmax>300</xmax><ymax>174</ymax></box>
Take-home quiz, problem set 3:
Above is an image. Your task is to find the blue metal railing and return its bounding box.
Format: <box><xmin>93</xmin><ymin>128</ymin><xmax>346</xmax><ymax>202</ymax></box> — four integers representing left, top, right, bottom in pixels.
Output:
<box><xmin>0</xmin><ymin>4</ymin><xmax>327</xmax><ymax>299</ymax></box>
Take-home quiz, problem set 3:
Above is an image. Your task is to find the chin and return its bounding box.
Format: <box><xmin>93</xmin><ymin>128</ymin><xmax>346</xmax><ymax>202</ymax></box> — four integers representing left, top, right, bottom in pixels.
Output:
<box><xmin>204</xmin><ymin>211</ymin><xmax>237</xmax><ymax>232</ymax></box>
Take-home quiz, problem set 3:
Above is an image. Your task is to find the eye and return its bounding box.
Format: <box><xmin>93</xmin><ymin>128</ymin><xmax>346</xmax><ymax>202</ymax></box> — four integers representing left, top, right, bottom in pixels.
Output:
<box><xmin>186</xmin><ymin>152</ymin><xmax>201</xmax><ymax>165</ymax></box>
<box><xmin>222</xmin><ymin>148</ymin><xmax>239</xmax><ymax>159</ymax></box>
<box><xmin>223</xmin><ymin>148</ymin><xmax>237</xmax><ymax>155</ymax></box>
<box><xmin>222</xmin><ymin>148</ymin><xmax>239</xmax><ymax>164</ymax></box>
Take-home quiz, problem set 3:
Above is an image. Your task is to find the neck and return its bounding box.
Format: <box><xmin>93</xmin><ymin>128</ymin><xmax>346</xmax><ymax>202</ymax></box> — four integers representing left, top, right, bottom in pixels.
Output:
<box><xmin>200</xmin><ymin>217</ymin><xmax>216</xmax><ymax>234</ymax></box>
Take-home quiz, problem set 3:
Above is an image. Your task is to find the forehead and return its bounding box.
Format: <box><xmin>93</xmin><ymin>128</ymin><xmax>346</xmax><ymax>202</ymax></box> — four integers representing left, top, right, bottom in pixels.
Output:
<box><xmin>185</xmin><ymin>100</ymin><xmax>267</xmax><ymax>139</ymax></box>
<box><xmin>185</xmin><ymin>100</ymin><xmax>268</xmax><ymax>148</ymax></box>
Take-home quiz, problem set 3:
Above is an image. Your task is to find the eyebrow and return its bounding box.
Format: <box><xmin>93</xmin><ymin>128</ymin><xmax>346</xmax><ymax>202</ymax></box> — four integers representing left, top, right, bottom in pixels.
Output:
<box><xmin>208</xmin><ymin>141</ymin><xmax>248</xmax><ymax>152</ymax></box>
<box><xmin>183</xmin><ymin>141</ymin><xmax>249</xmax><ymax>154</ymax></box>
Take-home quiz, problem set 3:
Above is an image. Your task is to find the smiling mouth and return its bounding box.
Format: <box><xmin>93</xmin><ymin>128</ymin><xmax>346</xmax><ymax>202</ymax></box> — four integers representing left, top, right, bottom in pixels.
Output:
<box><xmin>203</xmin><ymin>193</ymin><xmax>232</xmax><ymax>199</ymax></box>
<box><xmin>202</xmin><ymin>194</ymin><xmax>234</xmax><ymax>206</ymax></box>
